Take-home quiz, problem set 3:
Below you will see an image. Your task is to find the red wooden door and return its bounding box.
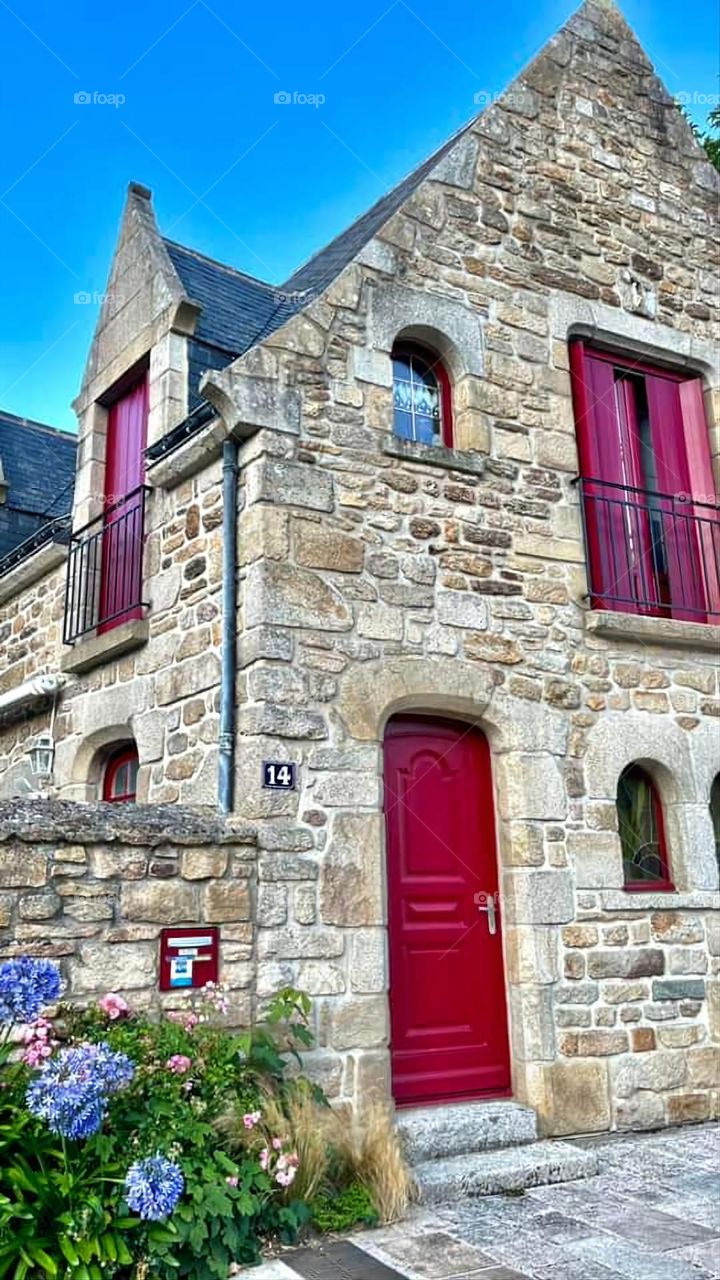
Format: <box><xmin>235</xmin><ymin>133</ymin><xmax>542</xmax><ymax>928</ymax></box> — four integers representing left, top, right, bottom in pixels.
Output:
<box><xmin>384</xmin><ymin>716</ymin><xmax>511</xmax><ymax>1107</ymax></box>
<box><xmin>100</xmin><ymin>379</ymin><xmax>148</xmax><ymax>631</ymax></box>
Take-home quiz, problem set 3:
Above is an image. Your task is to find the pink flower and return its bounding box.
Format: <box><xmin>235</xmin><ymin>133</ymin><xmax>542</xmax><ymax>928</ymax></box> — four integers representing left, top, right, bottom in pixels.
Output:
<box><xmin>242</xmin><ymin>1110</ymin><xmax>262</xmax><ymax>1129</ymax></box>
<box><xmin>276</xmin><ymin>1166</ymin><xmax>297</xmax><ymax>1188</ymax></box>
<box><xmin>226</xmin><ymin>1176</ymin><xmax>239</xmax><ymax>1187</ymax></box>
<box><xmin>259</xmin><ymin>1148</ymin><xmax>270</xmax><ymax>1171</ymax></box>
<box><xmin>271</xmin><ymin>1136</ymin><xmax>283</xmax><ymax>1151</ymax></box>
<box><xmin>166</xmin><ymin>1054</ymin><xmax>192</xmax><ymax>1075</ymax></box>
<box><xmin>98</xmin><ymin>993</ymin><xmax>130</xmax><ymax>1021</ymax></box>
<box><xmin>167</xmin><ymin>1010</ymin><xmax>199</xmax><ymax>1032</ymax></box>
<box><xmin>21</xmin><ymin>1018</ymin><xmax>58</xmax><ymax>1067</ymax></box>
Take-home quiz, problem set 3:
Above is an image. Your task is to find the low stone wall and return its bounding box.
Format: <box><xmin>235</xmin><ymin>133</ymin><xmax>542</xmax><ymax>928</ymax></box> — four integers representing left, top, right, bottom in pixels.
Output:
<box><xmin>0</xmin><ymin>801</ymin><xmax>257</xmax><ymax>1020</ymax></box>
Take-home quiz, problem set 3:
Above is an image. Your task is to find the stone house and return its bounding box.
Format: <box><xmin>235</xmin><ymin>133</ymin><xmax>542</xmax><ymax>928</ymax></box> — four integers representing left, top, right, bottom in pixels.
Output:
<box><xmin>0</xmin><ymin>0</ymin><xmax>718</xmax><ymax>1143</ymax></box>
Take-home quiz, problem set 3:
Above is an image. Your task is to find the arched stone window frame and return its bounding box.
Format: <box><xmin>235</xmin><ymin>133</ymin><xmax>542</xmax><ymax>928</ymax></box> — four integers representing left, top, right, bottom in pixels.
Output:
<box><xmin>353</xmin><ymin>284</ymin><xmax>489</xmax><ymax>455</ymax></box>
<box><xmin>584</xmin><ymin>712</ymin><xmax>717</xmax><ymax>894</ymax></box>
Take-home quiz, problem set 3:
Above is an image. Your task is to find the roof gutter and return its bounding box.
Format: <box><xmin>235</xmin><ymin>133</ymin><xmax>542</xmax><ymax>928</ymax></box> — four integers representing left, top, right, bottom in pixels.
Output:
<box><xmin>0</xmin><ymin>673</ymin><xmax>68</xmax><ymax>720</ymax></box>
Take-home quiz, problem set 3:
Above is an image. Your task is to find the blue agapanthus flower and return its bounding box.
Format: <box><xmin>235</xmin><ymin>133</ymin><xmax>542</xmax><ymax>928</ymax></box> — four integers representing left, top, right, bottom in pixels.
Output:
<box><xmin>0</xmin><ymin>956</ymin><xmax>61</xmax><ymax>1025</ymax></box>
<box><xmin>124</xmin><ymin>1154</ymin><xmax>185</xmax><ymax>1221</ymax></box>
<box><xmin>26</xmin><ymin>1041</ymin><xmax>134</xmax><ymax>1140</ymax></box>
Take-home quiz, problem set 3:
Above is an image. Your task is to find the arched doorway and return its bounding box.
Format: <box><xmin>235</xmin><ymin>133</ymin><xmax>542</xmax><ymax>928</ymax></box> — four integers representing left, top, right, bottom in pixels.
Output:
<box><xmin>384</xmin><ymin>715</ymin><xmax>511</xmax><ymax>1106</ymax></box>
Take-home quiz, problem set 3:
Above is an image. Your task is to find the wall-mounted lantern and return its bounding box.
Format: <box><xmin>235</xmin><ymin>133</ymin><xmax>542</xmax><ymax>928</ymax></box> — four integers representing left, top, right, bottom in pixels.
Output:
<box><xmin>28</xmin><ymin>730</ymin><xmax>56</xmax><ymax>780</ymax></box>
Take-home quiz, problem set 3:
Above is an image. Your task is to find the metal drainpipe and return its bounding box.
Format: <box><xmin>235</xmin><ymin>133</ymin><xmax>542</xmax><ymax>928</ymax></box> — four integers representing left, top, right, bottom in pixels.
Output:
<box><xmin>218</xmin><ymin>437</ymin><xmax>239</xmax><ymax>814</ymax></box>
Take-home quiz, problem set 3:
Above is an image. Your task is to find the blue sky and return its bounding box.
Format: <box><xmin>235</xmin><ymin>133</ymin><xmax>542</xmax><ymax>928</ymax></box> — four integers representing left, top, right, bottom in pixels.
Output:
<box><xmin>0</xmin><ymin>0</ymin><xmax>717</xmax><ymax>431</ymax></box>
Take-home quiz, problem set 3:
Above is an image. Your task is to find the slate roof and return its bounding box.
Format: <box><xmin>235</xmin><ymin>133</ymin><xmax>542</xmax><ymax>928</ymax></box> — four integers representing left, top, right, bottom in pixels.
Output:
<box><xmin>164</xmin><ymin>240</ymin><xmax>298</xmax><ymax>357</ymax></box>
<box><xmin>0</xmin><ymin>410</ymin><xmax>76</xmax><ymax>564</ymax></box>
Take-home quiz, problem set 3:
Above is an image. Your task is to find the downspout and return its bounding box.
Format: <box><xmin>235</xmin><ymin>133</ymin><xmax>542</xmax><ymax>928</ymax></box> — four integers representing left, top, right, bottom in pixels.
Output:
<box><xmin>218</xmin><ymin>438</ymin><xmax>239</xmax><ymax>814</ymax></box>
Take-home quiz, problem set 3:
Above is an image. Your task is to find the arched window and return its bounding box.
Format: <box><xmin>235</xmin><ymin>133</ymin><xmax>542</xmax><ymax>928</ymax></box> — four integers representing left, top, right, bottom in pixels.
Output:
<box><xmin>103</xmin><ymin>745</ymin><xmax>139</xmax><ymax>803</ymax></box>
<box><xmin>617</xmin><ymin>765</ymin><xmax>672</xmax><ymax>890</ymax></box>
<box><xmin>711</xmin><ymin>775</ymin><xmax>720</xmax><ymax>869</ymax></box>
<box><xmin>392</xmin><ymin>342</ymin><xmax>452</xmax><ymax>447</ymax></box>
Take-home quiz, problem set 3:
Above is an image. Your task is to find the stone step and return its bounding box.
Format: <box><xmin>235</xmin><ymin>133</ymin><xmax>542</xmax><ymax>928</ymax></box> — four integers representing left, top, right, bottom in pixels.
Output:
<box><xmin>396</xmin><ymin>1100</ymin><xmax>538</xmax><ymax>1164</ymax></box>
<box><xmin>414</xmin><ymin>1139</ymin><xmax>600</xmax><ymax>1202</ymax></box>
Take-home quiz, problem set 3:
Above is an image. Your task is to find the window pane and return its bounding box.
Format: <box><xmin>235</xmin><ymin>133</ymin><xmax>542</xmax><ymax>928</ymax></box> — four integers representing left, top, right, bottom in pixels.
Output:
<box><xmin>392</xmin><ymin>349</ymin><xmax>443</xmax><ymax>446</ymax></box>
<box><xmin>617</xmin><ymin>767</ymin><xmax>665</xmax><ymax>883</ymax></box>
<box><xmin>393</xmin><ymin>409</ymin><xmax>414</xmax><ymax>441</ymax></box>
<box><xmin>113</xmin><ymin>763</ymin><xmax>128</xmax><ymax>796</ymax></box>
<box><xmin>127</xmin><ymin>758</ymin><xmax>139</xmax><ymax>798</ymax></box>
<box><xmin>414</xmin><ymin>414</ymin><xmax>439</xmax><ymax>445</ymax></box>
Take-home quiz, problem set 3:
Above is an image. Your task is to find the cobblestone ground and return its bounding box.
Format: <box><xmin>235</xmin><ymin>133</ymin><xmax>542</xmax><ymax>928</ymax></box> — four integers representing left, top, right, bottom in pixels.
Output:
<box><xmin>241</xmin><ymin>1124</ymin><xmax>720</xmax><ymax>1280</ymax></box>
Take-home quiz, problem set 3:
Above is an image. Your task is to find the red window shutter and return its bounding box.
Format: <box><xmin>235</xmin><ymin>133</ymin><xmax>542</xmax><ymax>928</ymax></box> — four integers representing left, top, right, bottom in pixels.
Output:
<box><xmin>100</xmin><ymin>379</ymin><xmax>148</xmax><ymax>632</ymax></box>
<box><xmin>679</xmin><ymin>377</ymin><xmax>720</xmax><ymax>618</ymax></box>
<box><xmin>570</xmin><ymin>341</ymin><xmax>646</xmax><ymax>614</ymax></box>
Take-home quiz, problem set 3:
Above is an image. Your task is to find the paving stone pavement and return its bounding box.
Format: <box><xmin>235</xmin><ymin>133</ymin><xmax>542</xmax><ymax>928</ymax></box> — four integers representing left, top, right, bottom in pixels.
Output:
<box><xmin>238</xmin><ymin>1124</ymin><xmax>720</xmax><ymax>1280</ymax></box>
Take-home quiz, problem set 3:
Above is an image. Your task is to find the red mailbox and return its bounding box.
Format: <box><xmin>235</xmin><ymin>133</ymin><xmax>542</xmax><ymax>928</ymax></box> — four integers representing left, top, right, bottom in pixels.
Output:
<box><xmin>159</xmin><ymin>927</ymin><xmax>219</xmax><ymax>992</ymax></box>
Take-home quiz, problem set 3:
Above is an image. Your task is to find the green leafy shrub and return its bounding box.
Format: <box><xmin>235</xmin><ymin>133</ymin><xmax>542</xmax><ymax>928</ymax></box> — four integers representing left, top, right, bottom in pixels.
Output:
<box><xmin>0</xmin><ymin>968</ymin><xmax>322</xmax><ymax>1279</ymax></box>
<box><xmin>310</xmin><ymin>1181</ymin><xmax>379</xmax><ymax>1233</ymax></box>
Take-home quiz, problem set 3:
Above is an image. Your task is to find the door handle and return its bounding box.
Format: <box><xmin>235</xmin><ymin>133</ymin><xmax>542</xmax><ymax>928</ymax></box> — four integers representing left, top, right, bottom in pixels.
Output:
<box><xmin>474</xmin><ymin>892</ymin><xmax>498</xmax><ymax>935</ymax></box>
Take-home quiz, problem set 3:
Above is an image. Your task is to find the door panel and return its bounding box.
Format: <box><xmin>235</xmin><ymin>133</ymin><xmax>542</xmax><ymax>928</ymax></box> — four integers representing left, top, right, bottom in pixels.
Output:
<box><xmin>100</xmin><ymin>379</ymin><xmax>148</xmax><ymax>631</ymax></box>
<box><xmin>645</xmin><ymin>374</ymin><xmax>708</xmax><ymax>621</ymax></box>
<box><xmin>384</xmin><ymin>716</ymin><xmax>511</xmax><ymax>1106</ymax></box>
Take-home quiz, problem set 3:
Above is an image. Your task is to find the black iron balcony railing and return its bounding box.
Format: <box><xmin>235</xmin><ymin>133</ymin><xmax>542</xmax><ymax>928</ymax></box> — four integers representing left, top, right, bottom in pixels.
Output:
<box><xmin>63</xmin><ymin>486</ymin><xmax>150</xmax><ymax>644</ymax></box>
<box><xmin>575</xmin><ymin>477</ymin><xmax>720</xmax><ymax>623</ymax></box>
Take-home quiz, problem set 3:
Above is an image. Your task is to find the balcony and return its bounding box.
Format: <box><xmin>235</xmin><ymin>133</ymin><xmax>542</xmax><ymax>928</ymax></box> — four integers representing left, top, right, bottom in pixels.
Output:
<box><xmin>576</xmin><ymin>478</ymin><xmax>720</xmax><ymax>625</ymax></box>
<box><xmin>63</xmin><ymin>486</ymin><xmax>150</xmax><ymax>645</ymax></box>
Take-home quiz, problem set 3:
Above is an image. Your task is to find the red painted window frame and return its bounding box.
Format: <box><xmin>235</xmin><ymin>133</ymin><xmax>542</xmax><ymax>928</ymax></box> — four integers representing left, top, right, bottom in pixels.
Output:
<box><xmin>103</xmin><ymin>746</ymin><xmax>139</xmax><ymax>804</ymax></box>
<box><xmin>391</xmin><ymin>341</ymin><xmax>453</xmax><ymax>447</ymax></box>
<box><xmin>618</xmin><ymin>765</ymin><xmax>674</xmax><ymax>893</ymax></box>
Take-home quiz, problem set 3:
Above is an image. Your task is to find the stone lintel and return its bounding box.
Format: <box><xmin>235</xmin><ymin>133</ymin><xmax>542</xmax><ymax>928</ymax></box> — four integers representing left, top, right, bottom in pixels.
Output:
<box><xmin>0</xmin><ymin>539</ymin><xmax>67</xmax><ymax>605</ymax></box>
<box><xmin>61</xmin><ymin>618</ymin><xmax>150</xmax><ymax>676</ymax></box>
<box><xmin>585</xmin><ymin>609</ymin><xmax>720</xmax><ymax>653</ymax></box>
<box><xmin>382</xmin><ymin>439</ymin><xmax>485</xmax><ymax>476</ymax></box>
<box><xmin>599</xmin><ymin>889</ymin><xmax>720</xmax><ymax>912</ymax></box>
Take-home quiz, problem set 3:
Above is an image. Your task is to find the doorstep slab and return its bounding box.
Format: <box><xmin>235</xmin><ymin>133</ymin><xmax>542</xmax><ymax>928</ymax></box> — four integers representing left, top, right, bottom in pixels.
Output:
<box><xmin>397</xmin><ymin>1102</ymin><xmax>538</xmax><ymax>1164</ymax></box>
<box><xmin>415</xmin><ymin>1140</ymin><xmax>600</xmax><ymax>1202</ymax></box>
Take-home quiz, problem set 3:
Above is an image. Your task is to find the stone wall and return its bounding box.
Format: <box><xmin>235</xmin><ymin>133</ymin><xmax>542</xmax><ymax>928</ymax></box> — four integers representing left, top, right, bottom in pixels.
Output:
<box><xmin>0</xmin><ymin>801</ymin><xmax>256</xmax><ymax>1020</ymax></box>
<box><xmin>0</xmin><ymin>456</ymin><xmax>227</xmax><ymax>805</ymax></box>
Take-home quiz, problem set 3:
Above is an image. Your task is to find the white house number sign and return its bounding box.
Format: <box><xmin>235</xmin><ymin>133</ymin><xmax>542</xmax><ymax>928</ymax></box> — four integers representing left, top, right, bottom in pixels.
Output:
<box><xmin>262</xmin><ymin>761</ymin><xmax>297</xmax><ymax>790</ymax></box>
